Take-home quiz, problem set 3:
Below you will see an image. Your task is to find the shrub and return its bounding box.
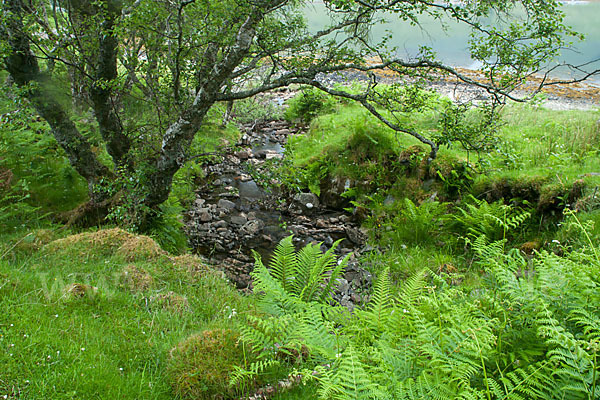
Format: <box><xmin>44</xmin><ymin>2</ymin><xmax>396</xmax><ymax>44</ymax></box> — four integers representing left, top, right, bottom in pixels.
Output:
<box><xmin>284</xmin><ymin>88</ymin><xmax>337</xmax><ymax>123</ymax></box>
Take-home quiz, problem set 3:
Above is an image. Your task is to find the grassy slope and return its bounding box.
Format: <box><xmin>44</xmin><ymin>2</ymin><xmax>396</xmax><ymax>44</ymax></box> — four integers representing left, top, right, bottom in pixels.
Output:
<box><xmin>0</xmin><ymin>228</ymin><xmax>250</xmax><ymax>399</ymax></box>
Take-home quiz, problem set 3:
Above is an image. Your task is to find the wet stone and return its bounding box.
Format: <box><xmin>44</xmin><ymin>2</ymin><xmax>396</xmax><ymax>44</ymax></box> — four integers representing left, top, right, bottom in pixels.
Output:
<box><xmin>198</xmin><ymin>209</ymin><xmax>212</xmax><ymax>222</ymax></box>
<box><xmin>217</xmin><ymin>199</ymin><xmax>236</xmax><ymax>210</ymax></box>
<box><xmin>230</xmin><ymin>215</ymin><xmax>248</xmax><ymax>226</ymax></box>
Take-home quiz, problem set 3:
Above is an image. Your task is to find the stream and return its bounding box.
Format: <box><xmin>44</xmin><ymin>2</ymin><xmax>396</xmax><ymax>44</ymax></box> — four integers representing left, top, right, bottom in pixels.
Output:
<box><xmin>184</xmin><ymin>118</ymin><xmax>373</xmax><ymax>309</ymax></box>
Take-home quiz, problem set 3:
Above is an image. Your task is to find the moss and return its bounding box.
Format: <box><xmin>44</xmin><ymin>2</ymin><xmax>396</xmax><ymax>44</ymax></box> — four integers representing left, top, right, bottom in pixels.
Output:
<box><xmin>61</xmin><ymin>283</ymin><xmax>98</xmax><ymax>300</ymax></box>
<box><xmin>151</xmin><ymin>291</ymin><xmax>189</xmax><ymax>314</ymax></box>
<box><xmin>168</xmin><ymin>328</ymin><xmax>249</xmax><ymax>400</ymax></box>
<box><xmin>116</xmin><ymin>235</ymin><xmax>166</xmax><ymax>262</ymax></box>
<box><xmin>43</xmin><ymin>228</ymin><xmax>167</xmax><ymax>262</ymax></box>
<box><xmin>538</xmin><ymin>180</ymin><xmax>586</xmax><ymax>214</ymax></box>
<box><xmin>13</xmin><ymin>228</ymin><xmax>61</xmax><ymax>253</ymax></box>
<box><xmin>121</xmin><ymin>264</ymin><xmax>154</xmax><ymax>292</ymax></box>
<box><xmin>171</xmin><ymin>254</ymin><xmax>211</xmax><ymax>278</ymax></box>
<box><xmin>44</xmin><ymin>228</ymin><xmax>135</xmax><ymax>256</ymax></box>
<box><xmin>519</xmin><ymin>240</ymin><xmax>541</xmax><ymax>255</ymax></box>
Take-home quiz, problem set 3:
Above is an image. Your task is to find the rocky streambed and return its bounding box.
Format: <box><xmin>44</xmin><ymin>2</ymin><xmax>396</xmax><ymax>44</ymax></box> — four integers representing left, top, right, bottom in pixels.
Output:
<box><xmin>185</xmin><ymin>119</ymin><xmax>374</xmax><ymax>309</ymax></box>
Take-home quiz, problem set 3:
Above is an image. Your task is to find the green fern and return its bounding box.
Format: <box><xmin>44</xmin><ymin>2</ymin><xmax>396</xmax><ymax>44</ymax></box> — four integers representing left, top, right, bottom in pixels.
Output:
<box><xmin>318</xmin><ymin>345</ymin><xmax>384</xmax><ymax>400</ymax></box>
<box><xmin>453</xmin><ymin>195</ymin><xmax>530</xmax><ymax>242</ymax></box>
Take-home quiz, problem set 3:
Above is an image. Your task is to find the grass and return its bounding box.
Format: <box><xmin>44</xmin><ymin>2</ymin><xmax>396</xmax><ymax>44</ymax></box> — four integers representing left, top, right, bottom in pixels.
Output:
<box><xmin>489</xmin><ymin>104</ymin><xmax>600</xmax><ymax>186</ymax></box>
<box><xmin>1</xmin><ymin>84</ymin><xmax>599</xmax><ymax>398</ymax></box>
<box><xmin>0</xmin><ymin>227</ymin><xmax>250</xmax><ymax>399</ymax></box>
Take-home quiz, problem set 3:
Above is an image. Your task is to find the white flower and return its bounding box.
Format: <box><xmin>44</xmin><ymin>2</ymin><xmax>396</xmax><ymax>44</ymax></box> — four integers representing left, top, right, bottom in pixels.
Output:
<box><xmin>552</xmin><ymin>239</ymin><xmax>560</xmax><ymax>244</ymax></box>
<box><xmin>81</xmin><ymin>347</ymin><xmax>85</xmax><ymax>351</ymax></box>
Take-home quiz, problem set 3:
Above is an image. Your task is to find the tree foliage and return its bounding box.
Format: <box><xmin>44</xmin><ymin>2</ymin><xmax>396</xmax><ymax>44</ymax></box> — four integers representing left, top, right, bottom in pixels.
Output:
<box><xmin>1</xmin><ymin>0</ymin><xmax>596</xmax><ymax>226</ymax></box>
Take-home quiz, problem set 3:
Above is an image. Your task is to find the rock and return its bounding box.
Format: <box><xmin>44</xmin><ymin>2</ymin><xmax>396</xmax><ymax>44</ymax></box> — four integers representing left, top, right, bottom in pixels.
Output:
<box><xmin>315</xmin><ymin>219</ymin><xmax>328</xmax><ymax>229</ymax></box>
<box><xmin>194</xmin><ymin>198</ymin><xmax>206</xmax><ymax>207</ymax></box>
<box><xmin>235</xmin><ymin>150</ymin><xmax>250</xmax><ymax>160</ymax></box>
<box><xmin>345</xmin><ymin>227</ymin><xmax>365</xmax><ymax>245</ymax></box>
<box><xmin>293</xmin><ymin>192</ymin><xmax>319</xmax><ymax>212</ymax></box>
<box><xmin>319</xmin><ymin>177</ymin><xmax>351</xmax><ymax>210</ymax></box>
<box><xmin>217</xmin><ymin>199</ymin><xmax>236</xmax><ymax>210</ymax></box>
<box><xmin>198</xmin><ymin>208</ymin><xmax>212</xmax><ymax>222</ymax></box>
<box><xmin>265</xmin><ymin>153</ymin><xmax>283</xmax><ymax>160</ymax></box>
<box><xmin>253</xmin><ymin>149</ymin><xmax>267</xmax><ymax>158</ymax></box>
<box><xmin>214</xmin><ymin>220</ymin><xmax>228</xmax><ymax>228</ymax></box>
<box><xmin>230</xmin><ymin>215</ymin><xmax>248</xmax><ymax>226</ymax></box>
<box><xmin>241</xmin><ymin>220</ymin><xmax>263</xmax><ymax>236</ymax></box>
<box><xmin>213</xmin><ymin>179</ymin><xmax>222</xmax><ymax>186</ymax></box>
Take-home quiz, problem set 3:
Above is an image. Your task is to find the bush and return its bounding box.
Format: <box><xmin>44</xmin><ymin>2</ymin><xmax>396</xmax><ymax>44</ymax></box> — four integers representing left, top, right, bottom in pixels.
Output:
<box><xmin>284</xmin><ymin>88</ymin><xmax>337</xmax><ymax>123</ymax></box>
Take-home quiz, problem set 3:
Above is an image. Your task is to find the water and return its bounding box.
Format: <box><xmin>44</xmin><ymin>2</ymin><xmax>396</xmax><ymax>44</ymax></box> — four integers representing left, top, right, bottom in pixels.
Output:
<box><xmin>305</xmin><ymin>1</ymin><xmax>600</xmax><ymax>84</ymax></box>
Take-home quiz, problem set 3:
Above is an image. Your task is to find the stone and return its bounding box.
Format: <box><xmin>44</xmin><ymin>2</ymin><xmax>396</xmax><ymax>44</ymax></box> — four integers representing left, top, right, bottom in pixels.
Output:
<box><xmin>194</xmin><ymin>198</ymin><xmax>206</xmax><ymax>207</ymax></box>
<box><xmin>198</xmin><ymin>208</ymin><xmax>212</xmax><ymax>222</ymax></box>
<box><xmin>217</xmin><ymin>199</ymin><xmax>236</xmax><ymax>210</ymax></box>
<box><xmin>265</xmin><ymin>152</ymin><xmax>283</xmax><ymax>160</ymax></box>
<box><xmin>235</xmin><ymin>150</ymin><xmax>250</xmax><ymax>160</ymax></box>
<box><xmin>253</xmin><ymin>149</ymin><xmax>267</xmax><ymax>158</ymax></box>
<box><xmin>315</xmin><ymin>219</ymin><xmax>328</xmax><ymax>228</ymax></box>
<box><xmin>230</xmin><ymin>215</ymin><xmax>248</xmax><ymax>226</ymax></box>
<box><xmin>214</xmin><ymin>220</ymin><xmax>227</xmax><ymax>228</ymax></box>
<box><xmin>345</xmin><ymin>226</ymin><xmax>365</xmax><ymax>245</ymax></box>
<box><xmin>241</xmin><ymin>220</ymin><xmax>263</xmax><ymax>236</ymax></box>
<box><xmin>293</xmin><ymin>192</ymin><xmax>319</xmax><ymax>209</ymax></box>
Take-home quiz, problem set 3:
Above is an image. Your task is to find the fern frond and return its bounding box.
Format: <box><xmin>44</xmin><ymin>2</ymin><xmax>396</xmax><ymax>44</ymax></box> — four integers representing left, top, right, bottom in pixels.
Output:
<box><xmin>318</xmin><ymin>344</ymin><xmax>384</xmax><ymax>400</ymax></box>
<box><xmin>269</xmin><ymin>235</ymin><xmax>298</xmax><ymax>293</ymax></box>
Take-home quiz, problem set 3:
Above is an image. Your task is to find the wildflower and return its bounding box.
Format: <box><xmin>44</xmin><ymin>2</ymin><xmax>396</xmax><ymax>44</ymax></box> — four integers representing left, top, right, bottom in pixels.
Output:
<box><xmin>552</xmin><ymin>239</ymin><xmax>560</xmax><ymax>244</ymax></box>
<box><xmin>81</xmin><ymin>347</ymin><xmax>85</xmax><ymax>351</ymax></box>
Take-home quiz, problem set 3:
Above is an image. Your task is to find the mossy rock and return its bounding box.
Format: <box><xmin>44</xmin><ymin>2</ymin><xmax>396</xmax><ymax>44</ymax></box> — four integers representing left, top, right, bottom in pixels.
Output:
<box><xmin>538</xmin><ymin>179</ymin><xmax>586</xmax><ymax>213</ymax></box>
<box><xmin>473</xmin><ymin>175</ymin><xmax>549</xmax><ymax>204</ymax></box>
<box><xmin>168</xmin><ymin>328</ymin><xmax>249</xmax><ymax>400</ymax></box>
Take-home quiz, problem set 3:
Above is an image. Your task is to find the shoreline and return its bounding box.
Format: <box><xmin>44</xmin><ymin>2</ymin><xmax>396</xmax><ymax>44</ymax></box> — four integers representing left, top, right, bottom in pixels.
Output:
<box><xmin>326</xmin><ymin>66</ymin><xmax>600</xmax><ymax>111</ymax></box>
